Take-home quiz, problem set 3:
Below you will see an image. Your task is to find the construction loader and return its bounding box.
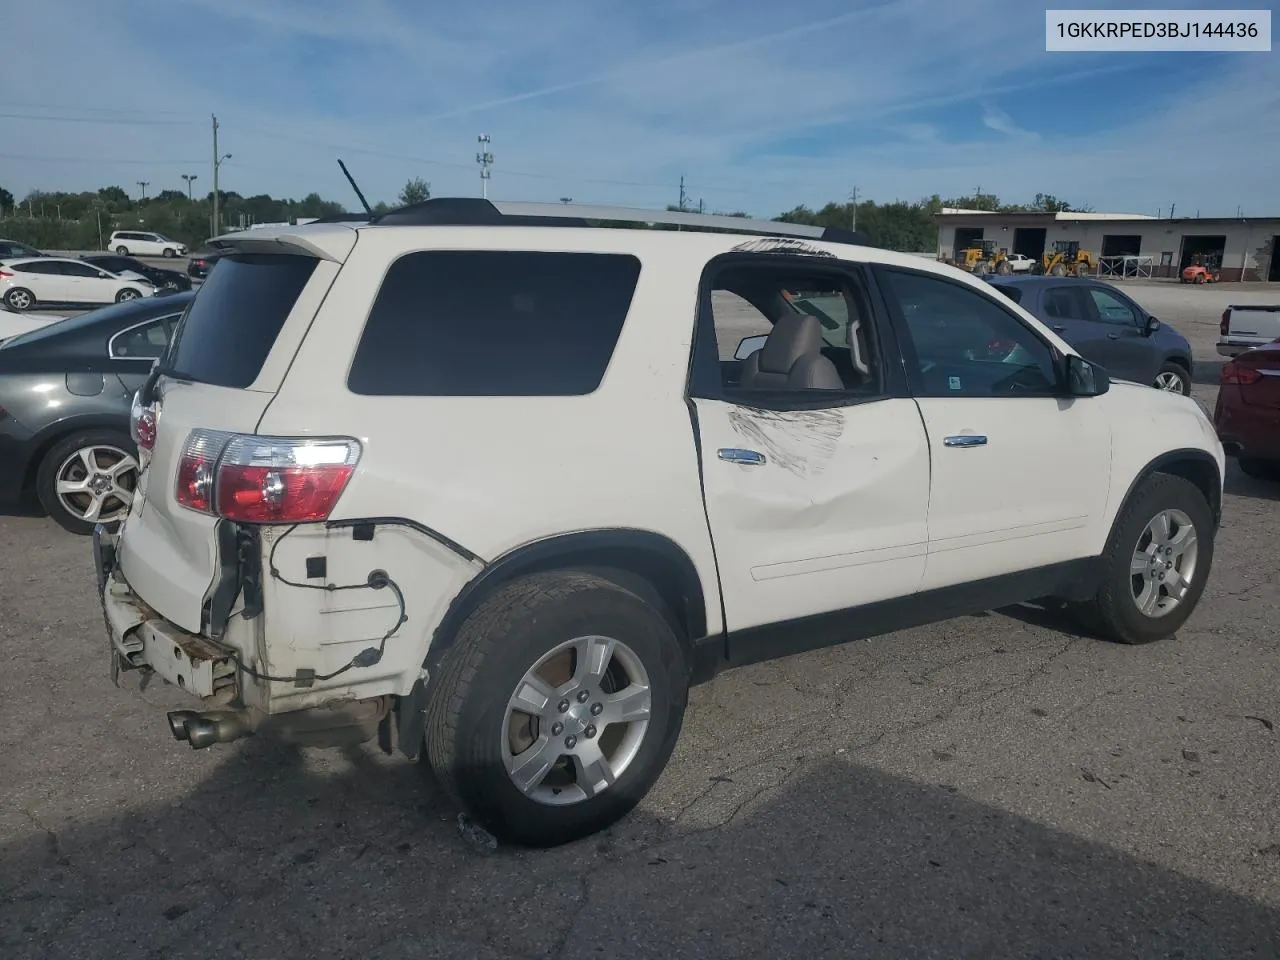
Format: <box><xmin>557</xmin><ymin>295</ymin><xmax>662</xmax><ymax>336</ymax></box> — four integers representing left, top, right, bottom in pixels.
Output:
<box><xmin>956</xmin><ymin>239</ymin><xmax>1013</xmax><ymax>275</ymax></box>
<box><xmin>1036</xmin><ymin>240</ymin><xmax>1096</xmax><ymax>277</ymax></box>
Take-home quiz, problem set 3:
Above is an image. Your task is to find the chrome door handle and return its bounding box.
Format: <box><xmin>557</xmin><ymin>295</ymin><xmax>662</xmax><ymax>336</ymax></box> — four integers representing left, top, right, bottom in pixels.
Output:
<box><xmin>717</xmin><ymin>448</ymin><xmax>767</xmax><ymax>465</ymax></box>
<box><xmin>943</xmin><ymin>434</ymin><xmax>987</xmax><ymax>448</ymax></box>
<box><xmin>1107</xmin><ymin>333</ymin><xmax>1120</xmax><ymax>340</ymax></box>
<box><xmin>1052</xmin><ymin>324</ymin><xmax>1066</xmax><ymax>333</ymax></box>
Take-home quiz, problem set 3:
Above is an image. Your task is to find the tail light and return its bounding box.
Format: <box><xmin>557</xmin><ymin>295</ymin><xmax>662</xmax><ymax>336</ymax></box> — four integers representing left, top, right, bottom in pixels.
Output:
<box><xmin>175</xmin><ymin>429</ymin><xmax>360</xmax><ymax>523</ymax></box>
<box><xmin>129</xmin><ymin>390</ymin><xmax>157</xmax><ymax>451</ymax></box>
<box><xmin>1221</xmin><ymin>361</ymin><xmax>1262</xmax><ymax>385</ymax></box>
<box><xmin>0</xmin><ymin>269</ymin><xmax>12</xmax><ymax>278</ymax></box>
<box><xmin>1220</xmin><ymin>309</ymin><xmax>1231</xmax><ymax>336</ymax></box>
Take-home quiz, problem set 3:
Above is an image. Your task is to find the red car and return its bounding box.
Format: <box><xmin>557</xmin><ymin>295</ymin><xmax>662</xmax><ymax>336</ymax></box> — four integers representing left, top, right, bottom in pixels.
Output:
<box><xmin>1214</xmin><ymin>339</ymin><xmax>1280</xmax><ymax>480</ymax></box>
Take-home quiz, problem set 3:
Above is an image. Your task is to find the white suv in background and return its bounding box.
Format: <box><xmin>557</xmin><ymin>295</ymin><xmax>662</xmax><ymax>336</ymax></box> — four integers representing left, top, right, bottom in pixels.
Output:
<box><xmin>0</xmin><ymin>257</ymin><xmax>155</xmax><ymax>310</ymax></box>
<box><xmin>94</xmin><ymin>200</ymin><xmax>1224</xmax><ymax>849</ymax></box>
<box><xmin>108</xmin><ymin>230</ymin><xmax>188</xmax><ymax>258</ymax></box>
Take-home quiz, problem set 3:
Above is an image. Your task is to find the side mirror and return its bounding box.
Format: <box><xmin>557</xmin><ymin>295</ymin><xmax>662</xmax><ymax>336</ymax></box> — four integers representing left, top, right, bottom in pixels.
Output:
<box><xmin>1144</xmin><ymin>315</ymin><xmax>1161</xmax><ymax>335</ymax></box>
<box><xmin>734</xmin><ymin>334</ymin><xmax>768</xmax><ymax>361</ymax></box>
<box><xmin>1064</xmin><ymin>354</ymin><xmax>1109</xmax><ymax>397</ymax></box>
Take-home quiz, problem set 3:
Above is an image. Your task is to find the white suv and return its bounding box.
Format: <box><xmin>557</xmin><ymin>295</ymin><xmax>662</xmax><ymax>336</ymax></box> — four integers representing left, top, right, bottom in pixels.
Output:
<box><xmin>94</xmin><ymin>200</ymin><xmax>1224</xmax><ymax>848</ymax></box>
<box><xmin>108</xmin><ymin>230</ymin><xmax>188</xmax><ymax>258</ymax></box>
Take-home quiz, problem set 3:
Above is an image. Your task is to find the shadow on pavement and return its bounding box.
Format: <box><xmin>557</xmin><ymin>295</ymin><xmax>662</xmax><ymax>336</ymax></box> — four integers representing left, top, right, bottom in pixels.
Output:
<box><xmin>2</xmin><ymin>739</ymin><xmax>1276</xmax><ymax>960</ymax></box>
<box><xmin>1225</xmin><ymin>461</ymin><xmax>1280</xmax><ymax>503</ymax></box>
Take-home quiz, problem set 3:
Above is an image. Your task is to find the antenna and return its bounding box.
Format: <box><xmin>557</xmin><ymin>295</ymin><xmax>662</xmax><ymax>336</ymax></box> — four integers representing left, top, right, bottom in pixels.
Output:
<box><xmin>337</xmin><ymin>158</ymin><xmax>373</xmax><ymax>215</ymax></box>
<box><xmin>476</xmin><ymin>135</ymin><xmax>494</xmax><ymax>199</ymax></box>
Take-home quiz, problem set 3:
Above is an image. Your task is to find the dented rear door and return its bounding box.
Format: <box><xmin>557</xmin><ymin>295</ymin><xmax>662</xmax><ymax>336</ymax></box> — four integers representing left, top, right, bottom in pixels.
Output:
<box><xmin>692</xmin><ymin>395</ymin><xmax>930</xmax><ymax>633</ymax></box>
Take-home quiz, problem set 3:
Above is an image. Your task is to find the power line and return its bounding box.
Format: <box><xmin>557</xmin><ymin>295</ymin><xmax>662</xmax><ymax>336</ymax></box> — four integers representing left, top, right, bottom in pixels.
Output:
<box><xmin>0</xmin><ymin>152</ymin><xmax>205</xmax><ymax>165</ymax></box>
<box><xmin>0</xmin><ymin>111</ymin><xmax>200</xmax><ymax>126</ymax></box>
<box><xmin>0</xmin><ymin>101</ymin><xmax>195</xmax><ymax>117</ymax></box>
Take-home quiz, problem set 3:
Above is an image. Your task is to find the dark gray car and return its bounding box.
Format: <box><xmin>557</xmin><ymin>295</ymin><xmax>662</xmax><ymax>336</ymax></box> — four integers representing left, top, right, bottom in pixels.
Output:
<box><xmin>0</xmin><ymin>292</ymin><xmax>193</xmax><ymax>534</ymax></box>
<box><xmin>986</xmin><ymin>276</ymin><xmax>1194</xmax><ymax>395</ymax></box>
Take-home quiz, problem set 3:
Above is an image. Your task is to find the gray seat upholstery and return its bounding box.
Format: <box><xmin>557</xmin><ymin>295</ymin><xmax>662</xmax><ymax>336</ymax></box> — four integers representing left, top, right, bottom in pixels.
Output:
<box><xmin>739</xmin><ymin>313</ymin><xmax>843</xmax><ymax>391</ymax></box>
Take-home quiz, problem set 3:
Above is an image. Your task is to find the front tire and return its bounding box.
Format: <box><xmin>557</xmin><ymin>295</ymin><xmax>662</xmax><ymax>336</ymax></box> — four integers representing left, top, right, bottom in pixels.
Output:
<box><xmin>1075</xmin><ymin>474</ymin><xmax>1214</xmax><ymax>644</ymax></box>
<box><xmin>162</xmin><ymin>248</ymin><xmax>176</xmax><ymax>258</ymax></box>
<box><xmin>423</xmin><ymin>570</ymin><xmax>689</xmax><ymax>848</ymax></box>
<box><xmin>1153</xmin><ymin>361</ymin><xmax>1191</xmax><ymax>396</ymax></box>
<box><xmin>115</xmin><ymin>288</ymin><xmax>141</xmax><ymax>303</ymax></box>
<box><xmin>115</xmin><ymin>246</ymin><xmax>129</xmax><ymax>255</ymax></box>
<box><xmin>35</xmin><ymin>430</ymin><xmax>139</xmax><ymax>535</ymax></box>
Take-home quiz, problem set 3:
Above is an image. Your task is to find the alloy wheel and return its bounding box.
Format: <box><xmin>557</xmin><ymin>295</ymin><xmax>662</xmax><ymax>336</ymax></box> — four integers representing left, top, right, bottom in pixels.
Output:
<box><xmin>54</xmin><ymin>445</ymin><xmax>137</xmax><ymax>524</ymax></box>
<box><xmin>1154</xmin><ymin>370</ymin><xmax>1186</xmax><ymax>393</ymax></box>
<box><xmin>502</xmin><ymin>634</ymin><xmax>652</xmax><ymax>806</ymax></box>
<box><xmin>1130</xmin><ymin>508</ymin><xmax>1199</xmax><ymax>618</ymax></box>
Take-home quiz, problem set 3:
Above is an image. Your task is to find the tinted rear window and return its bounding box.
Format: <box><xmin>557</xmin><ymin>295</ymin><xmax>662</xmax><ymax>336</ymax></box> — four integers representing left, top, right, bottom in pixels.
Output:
<box><xmin>164</xmin><ymin>254</ymin><xmax>318</xmax><ymax>388</ymax></box>
<box><xmin>988</xmin><ymin>283</ymin><xmax>1023</xmax><ymax>304</ymax></box>
<box><xmin>347</xmin><ymin>251</ymin><xmax>642</xmax><ymax>396</ymax></box>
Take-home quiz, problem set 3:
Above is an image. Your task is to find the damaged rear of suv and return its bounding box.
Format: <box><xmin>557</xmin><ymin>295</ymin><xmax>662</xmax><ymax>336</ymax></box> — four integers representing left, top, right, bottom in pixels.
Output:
<box><xmin>96</xmin><ymin>198</ymin><xmax>1223</xmax><ymax>848</ymax></box>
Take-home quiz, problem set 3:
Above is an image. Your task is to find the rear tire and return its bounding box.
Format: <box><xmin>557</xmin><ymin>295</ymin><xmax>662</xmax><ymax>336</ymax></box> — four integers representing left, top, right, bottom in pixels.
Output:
<box><xmin>423</xmin><ymin>570</ymin><xmax>689</xmax><ymax>848</ymax></box>
<box><xmin>4</xmin><ymin>287</ymin><xmax>35</xmax><ymax>311</ymax></box>
<box><xmin>35</xmin><ymin>429</ymin><xmax>139</xmax><ymax>536</ymax></box>
<box><xmin>1238</xmin><ymin>457</ymin><xmax>1280</xmax><ymax>481</ymax></box>
<box><xmin>1073</xmin><ymin>474</ymin><xmax>1214</xmax><ymax>645</ymax></box>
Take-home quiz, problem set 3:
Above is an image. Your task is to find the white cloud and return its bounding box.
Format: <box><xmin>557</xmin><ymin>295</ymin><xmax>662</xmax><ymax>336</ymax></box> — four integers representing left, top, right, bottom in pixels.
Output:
<box><xmin>0</xmin><ymin>0</ymin><xmax>1275</xmax><ymax>218</ymax></box>
<box><xmin>980</xmin><ymin>104</ymin><xmax>1039</xmax><ymax>142</ymax></box>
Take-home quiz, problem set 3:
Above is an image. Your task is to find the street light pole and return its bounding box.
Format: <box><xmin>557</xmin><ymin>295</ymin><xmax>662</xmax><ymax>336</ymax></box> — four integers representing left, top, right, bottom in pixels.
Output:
<box><xmin>211</xmin><ymin>114</ymin><xmax>231</xmax><ymax>236</ymax></box>
<box><xmin>182</xmin><ymin>173</ymin><xmax>198</xmax><ymax>201</ymax></box>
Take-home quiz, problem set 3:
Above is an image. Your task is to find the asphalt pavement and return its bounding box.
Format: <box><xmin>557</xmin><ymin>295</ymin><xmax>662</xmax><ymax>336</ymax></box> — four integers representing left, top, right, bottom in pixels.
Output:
<box><xmin>0</xmin><ymin>279</ymin><xmax>1277</xmax><ymax>960</ymax></box>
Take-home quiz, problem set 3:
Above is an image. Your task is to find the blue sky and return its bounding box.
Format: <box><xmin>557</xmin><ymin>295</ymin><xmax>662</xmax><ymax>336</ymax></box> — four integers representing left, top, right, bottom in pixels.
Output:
<box><xmin>1</xmin><ymin>0</ymin><xmax>1276</xmax><ymax>217</ymax></box>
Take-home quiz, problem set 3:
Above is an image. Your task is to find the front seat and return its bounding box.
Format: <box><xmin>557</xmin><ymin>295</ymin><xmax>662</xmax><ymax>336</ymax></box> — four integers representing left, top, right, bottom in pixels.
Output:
<box><xmin>739</xmin><ymin>313</ymin><xmax>843</xmax><ymax>391</ymax></box>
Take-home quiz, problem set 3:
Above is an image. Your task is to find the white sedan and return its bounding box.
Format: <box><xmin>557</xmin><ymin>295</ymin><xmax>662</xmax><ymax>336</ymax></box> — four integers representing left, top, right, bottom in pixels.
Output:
<box><xmin>0</xmin><ymin>257</ymin><xmax>155</xmax><ymax>311</ymax></box>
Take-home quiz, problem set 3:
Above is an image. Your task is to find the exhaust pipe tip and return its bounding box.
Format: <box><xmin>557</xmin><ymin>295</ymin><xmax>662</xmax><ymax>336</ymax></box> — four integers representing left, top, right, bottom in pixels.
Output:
<box><xmin>167</xmin><ymin>710</ymin><xmax>199</xmax><ymax>741</ymax></box>
<box><xmin>185</xmin><ymin>718</ymin><xmax>219</xmax><ymax>750</ymax></box>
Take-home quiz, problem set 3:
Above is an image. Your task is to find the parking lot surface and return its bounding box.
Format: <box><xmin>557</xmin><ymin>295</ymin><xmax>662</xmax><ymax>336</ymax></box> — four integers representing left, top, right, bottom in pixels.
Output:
<box><xmin>1</xmin><ymin>280</ymin><xmax>1278</xmax><ymax>959</ymax></box>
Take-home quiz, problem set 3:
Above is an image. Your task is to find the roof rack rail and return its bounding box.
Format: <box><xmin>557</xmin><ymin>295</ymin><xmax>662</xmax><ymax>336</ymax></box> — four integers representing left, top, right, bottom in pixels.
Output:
<box><xmin>307</xmin><ymin>212</ymin><xmax>374</xmax><ymax>224</ymax></box>
<box><xmin>368</xmin><ymin>197</ymin><xmax>872</xmax><ymax>247</ymax></box>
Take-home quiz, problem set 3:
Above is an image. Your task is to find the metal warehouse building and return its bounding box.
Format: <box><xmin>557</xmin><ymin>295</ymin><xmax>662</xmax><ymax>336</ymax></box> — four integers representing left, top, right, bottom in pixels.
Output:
<box><xmin>936</xmin><ymin>209</ymin><xmax>1280</xmax><ymax>282</ymax></box>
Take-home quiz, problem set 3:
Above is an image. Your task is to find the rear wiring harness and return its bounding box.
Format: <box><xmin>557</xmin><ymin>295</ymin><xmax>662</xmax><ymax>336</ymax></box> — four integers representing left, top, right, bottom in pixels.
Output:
<box><xmin>207</xmin><ymin>523</ymin><xmax>407</xmax><ymax>687</ymax></box>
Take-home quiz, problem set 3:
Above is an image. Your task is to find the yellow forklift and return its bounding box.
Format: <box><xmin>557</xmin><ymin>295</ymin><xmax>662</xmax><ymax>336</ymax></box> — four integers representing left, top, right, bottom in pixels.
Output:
<box><xmin>956</xmin><ymin>239</ymin><xmax>1013</xmax><ymax>275</ymax></box>
<box><xmin>1036</xmin><ymin>240</ymin><xmax>1096</xmax><ymax>277</ymax></box>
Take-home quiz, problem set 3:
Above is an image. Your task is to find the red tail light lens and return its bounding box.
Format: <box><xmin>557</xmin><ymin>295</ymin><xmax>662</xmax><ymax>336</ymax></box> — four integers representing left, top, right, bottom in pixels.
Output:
<box><xmin>0</xmin><ymin>270</ymin><xmax>12</xmax><ymax>278</ymax></box>
<box><xmin>129</xmin><ymin>391</ymin><xmax>156</xmax><ymax>451</ymax></box>
<box><xmin>175</xmin><ymin>430</ymin><xmax>231</xmax><ymax>513</ymax></box>
<box><xmin>1221</xmin><ymin>309</ymin><xmax>1231</xmax><ymax>336</ymax></box>
<box><xmin>1221</xmin><ymin>361</ymin><xmax>1262</xmax><ymax>385</ymax></box>
<box><xmin>174</xmin><ymin>431</ymin><xmax>360</xmax><ymax>523</ymax></box>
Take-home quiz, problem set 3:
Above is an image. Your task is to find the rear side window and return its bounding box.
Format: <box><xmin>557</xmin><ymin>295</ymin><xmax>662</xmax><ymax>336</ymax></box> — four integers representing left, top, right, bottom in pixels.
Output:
<box><xmin>347</xmin><ymin>251</ymin><xmax>642</xmax><ymax>396</ymax></box>
<box><xmin>165</xmin><ymin>253</ymin><xmax>318</xmax><ymax>388</ymax></box>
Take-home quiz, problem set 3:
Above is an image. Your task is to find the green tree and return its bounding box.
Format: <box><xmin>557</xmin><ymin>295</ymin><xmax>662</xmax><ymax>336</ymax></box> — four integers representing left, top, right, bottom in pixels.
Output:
<box><xmin>397</xmin><ymin>177</ymin><xmax>431</xmax><ymax>206</ymax></box>
<box><xmin>0</xmin><ymin>186</ymin><xmax>15</xmax><ymax>212</ymax></box>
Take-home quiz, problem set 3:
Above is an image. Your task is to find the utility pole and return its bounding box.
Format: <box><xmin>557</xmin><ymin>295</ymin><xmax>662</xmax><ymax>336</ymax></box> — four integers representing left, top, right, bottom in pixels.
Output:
<box><xmin>476</xmin><ymin>135</ymin><xmax>493</xmax><ymax>199</ymax></box>
<box><xmin>211</xmin><ymin>114</ymin><xmax>231</xmax><ymax>236</ymax></box>
<box><xmin>182</xmin><ymin>173</ymin><xmax>198</xmax><ymax>201</ymax></box>
<box><xmin>678</xmin><ymin>176</ymin><xmax>687</xmax><ymax>212</ymax></box>
<box><xmin>137</xmin><ymin>181</ymin><xmax>149</xmax><ymax>200</ymax></box>
<box><xmin>849</xmin><ymin>186</ymin><xmax>859</xmax><ymax>231</ymax></box>
<box><xmin>1169</xmin><ymin>203</ymin><xmax>1175</xmax><ymax>219</ymax></box>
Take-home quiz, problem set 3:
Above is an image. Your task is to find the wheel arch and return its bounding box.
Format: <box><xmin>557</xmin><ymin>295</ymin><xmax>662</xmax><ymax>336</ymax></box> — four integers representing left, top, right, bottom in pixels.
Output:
<box><xmin>427</xmin><ymin>529</ymin><xmax>709</xmax><ymax>670</ymax></box>
<box><xmin>391</xmin><ymin>528</ymin><xmax>712</xmax><ymax>759</ymax></box>
<box><xmin>1110</xmin><ymin>448</ymin><xmax>1222</xmax><ymax>540</ymax></box>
